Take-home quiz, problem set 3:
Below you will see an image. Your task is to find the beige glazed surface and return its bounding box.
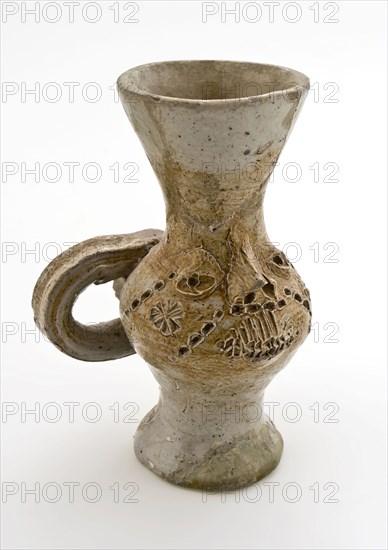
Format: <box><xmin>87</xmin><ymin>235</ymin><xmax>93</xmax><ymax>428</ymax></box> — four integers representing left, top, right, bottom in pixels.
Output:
<box><xmin>33</xmin><ymin>60</ymin><xmax>312</xmax><ymax>491</ymax></box>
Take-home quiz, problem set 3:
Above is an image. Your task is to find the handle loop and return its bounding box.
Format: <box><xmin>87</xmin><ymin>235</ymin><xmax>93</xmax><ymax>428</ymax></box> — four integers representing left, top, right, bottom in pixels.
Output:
<box><xmin>32</xmin><ymin>229</ymin><xmax>163</xmax><ymax>362</ymax></box>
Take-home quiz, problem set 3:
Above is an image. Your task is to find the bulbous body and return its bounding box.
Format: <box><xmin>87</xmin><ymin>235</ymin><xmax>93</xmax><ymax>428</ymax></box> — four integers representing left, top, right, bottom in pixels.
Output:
<box><xmin>121</xmin><ymin>226</ymin><xmax>311</xmax><ymax>380</ymax></box>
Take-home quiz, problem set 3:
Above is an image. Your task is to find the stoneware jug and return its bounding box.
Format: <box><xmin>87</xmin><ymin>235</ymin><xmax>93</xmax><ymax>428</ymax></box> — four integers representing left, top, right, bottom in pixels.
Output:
<box><xmin>33</xmin><ymin>60</ymin><xmax>312</xmax><ymax>491</ymax></box>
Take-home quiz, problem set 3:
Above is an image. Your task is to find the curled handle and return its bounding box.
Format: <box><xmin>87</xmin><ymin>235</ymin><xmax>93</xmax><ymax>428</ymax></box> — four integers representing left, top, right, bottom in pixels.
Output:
<box><xmin>32</xmin><ymin>229</ymin><xmax>163</xmax><ymax>362</ymax></box>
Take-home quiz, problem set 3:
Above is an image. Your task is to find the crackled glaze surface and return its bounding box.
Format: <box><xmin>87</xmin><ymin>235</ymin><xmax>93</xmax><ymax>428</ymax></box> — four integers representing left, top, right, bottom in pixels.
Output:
<box><xmin>33</xmin><ymin>61</ymin><xmax>311</xmax><ymax>491</ymax></box>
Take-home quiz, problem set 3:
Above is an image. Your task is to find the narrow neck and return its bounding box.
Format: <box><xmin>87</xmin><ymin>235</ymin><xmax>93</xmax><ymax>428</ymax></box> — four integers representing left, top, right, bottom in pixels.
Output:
<box><xmin>165</xmin><ymin>203</ymin><xmax>269</xmax><ymax>270</ymax></box>
<box><xmin>121</xmin><ymin>71</ymin><xmax>308</xmax><ymax>258</ymax></box>
<box><xmin>158</xmin><ymin>154</ymin><xmax>273</xmax><ymax>224</ymax></box>
<box><xmin>155</xmin><ymin>157</ymin><xmax>272</xmax><ymax>267</ymax></box>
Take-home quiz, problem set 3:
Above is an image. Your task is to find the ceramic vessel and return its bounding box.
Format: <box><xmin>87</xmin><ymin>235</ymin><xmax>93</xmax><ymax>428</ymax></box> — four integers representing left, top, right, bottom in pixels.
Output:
<box><xmin>33</xmin><ymin>61</ymin><xmax>312</xmax><ymax>490</ymax></box>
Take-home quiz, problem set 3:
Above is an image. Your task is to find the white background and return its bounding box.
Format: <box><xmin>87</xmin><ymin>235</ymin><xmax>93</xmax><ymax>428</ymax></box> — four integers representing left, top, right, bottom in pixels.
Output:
<box><xmin>1</xmin><ymin>1</ymin><xmax>387</xmax><ymax>549</ymax></box>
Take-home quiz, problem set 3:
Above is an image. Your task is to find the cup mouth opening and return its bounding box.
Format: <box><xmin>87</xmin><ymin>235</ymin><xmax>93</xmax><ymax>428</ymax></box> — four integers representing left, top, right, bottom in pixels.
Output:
<box><xmin>117</xmin><ymin>60</ymin><xmax>310</xmax><ymax>104</ymax></box>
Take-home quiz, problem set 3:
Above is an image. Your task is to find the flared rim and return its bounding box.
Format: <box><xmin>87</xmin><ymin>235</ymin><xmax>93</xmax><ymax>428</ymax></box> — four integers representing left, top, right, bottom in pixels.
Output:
<box><xmin>117</xmin><ymin>59</ymin><xmax>310</xmax><ymax>104</ymax></box>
